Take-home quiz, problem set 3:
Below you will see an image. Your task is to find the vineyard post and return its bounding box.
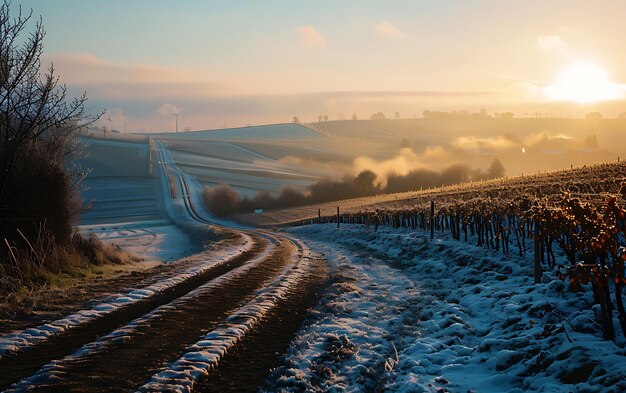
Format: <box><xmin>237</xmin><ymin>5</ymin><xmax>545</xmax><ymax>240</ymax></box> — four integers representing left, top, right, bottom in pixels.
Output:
<box><xmin>318</xmin><ymin>208</ymin><xmax>321</xmax><ymax>224</ymax></box>
<box><xmin>430</xmin><ymin>201</ymin><xmax>435</xmax><ymax>240</ymax></box>
<box><xmin>533</xmin><ymin>220</ymin><xmax>542</xmax><ymax>284</ymax></box>
<box><xmin>336</xmin><ymin>206</ymin><xmax>340</xmax><ymax>228</ymax></box>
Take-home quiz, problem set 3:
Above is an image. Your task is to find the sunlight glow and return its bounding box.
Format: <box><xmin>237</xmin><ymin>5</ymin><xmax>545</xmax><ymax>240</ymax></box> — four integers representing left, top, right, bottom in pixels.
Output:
<box><xmin>542</xmin><ymin>63</ymin><xmax>624</xmax><ymax>103</ymax></box>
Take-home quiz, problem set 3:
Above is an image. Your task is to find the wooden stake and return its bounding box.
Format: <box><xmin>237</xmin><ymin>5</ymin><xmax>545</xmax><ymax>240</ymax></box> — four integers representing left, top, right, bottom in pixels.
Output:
<box><xmin>430</xmin><ymin>201</ymin><xmax>435</xmax><ymax>240</ymax></box>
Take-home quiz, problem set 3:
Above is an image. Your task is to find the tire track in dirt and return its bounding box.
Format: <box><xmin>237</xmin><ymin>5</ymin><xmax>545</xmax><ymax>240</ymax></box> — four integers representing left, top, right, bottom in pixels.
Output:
<box><xmin>2</xmin><ymin>139</ymin><xmax>329</xmax><ymax>393</ymax></box>
<box><xmin>0</xmin><ymin>233</ymin><xmax>266</xmax><ymax>390</ymax></box>
<box><xmin>7</xmin><ymin>234</ymin><xmax>297</xmax><ymax>392</ymax></box>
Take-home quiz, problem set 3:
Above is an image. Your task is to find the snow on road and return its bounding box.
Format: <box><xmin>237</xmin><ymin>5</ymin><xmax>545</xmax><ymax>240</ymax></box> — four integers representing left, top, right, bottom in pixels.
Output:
<box><xmin>81</xmin><ymin>221</ymin><xmax>197</xmax><ymax>262</ymax></box>
<box><xmin>0</xmin><ymin>236</ymin><xmax>253</xmax><ymax>359</ymax></box>
<box><xmin>264</xmin><ymin>224</ymin><xmax>626</xmax><ymax>393</ymax></box>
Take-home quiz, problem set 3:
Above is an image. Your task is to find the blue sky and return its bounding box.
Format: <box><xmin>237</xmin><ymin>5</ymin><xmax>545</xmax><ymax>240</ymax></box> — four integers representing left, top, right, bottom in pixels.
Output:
<box><xmin>13</xmin><ymin>1</ymin><xmax>626</xmax><ymax>131</ymax></box>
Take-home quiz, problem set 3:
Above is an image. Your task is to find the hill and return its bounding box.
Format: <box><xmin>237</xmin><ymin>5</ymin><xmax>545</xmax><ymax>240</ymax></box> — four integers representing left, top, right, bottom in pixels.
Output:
<box><xmin>235</xmin><ymin>160</ymin><xmax>626</xmax><ymax>227</ymax></box>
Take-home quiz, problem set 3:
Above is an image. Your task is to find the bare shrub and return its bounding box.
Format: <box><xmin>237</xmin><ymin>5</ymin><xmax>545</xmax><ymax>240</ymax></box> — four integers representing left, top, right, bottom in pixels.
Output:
<box><xmin>276</xmin><ymin>186</ymin><xmax>308</xmax><ymax>208</ymax></box>
<box><xmin>252</xmin><ymin>190</ymin><xmax>277</xmax><ymax>211</ymax></box>
<box><xmin>0</xmin><ymin>0</ymin><xmax>101</xmax><ymax>284</ymax></box>
<box><xmin>203</xmin><ymin>184</ymin><xmax>240</xmax><ymax>217</ymax></box>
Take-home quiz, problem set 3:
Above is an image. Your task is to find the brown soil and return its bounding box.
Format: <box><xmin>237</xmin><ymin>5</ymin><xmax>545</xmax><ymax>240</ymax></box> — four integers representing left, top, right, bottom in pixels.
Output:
<box><xmin>0</xmin><ymin>234</ymin><xmax>240</xmax><ymax>335</ymax></box>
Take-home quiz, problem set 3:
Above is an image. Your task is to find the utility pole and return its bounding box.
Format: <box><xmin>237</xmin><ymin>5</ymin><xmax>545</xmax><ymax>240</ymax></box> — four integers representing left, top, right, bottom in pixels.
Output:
<box><xmin>148</xmin><ymin>136</ymin><xmax>152</xmax><ymax>176</ymax></box>
<box><xmin>172</xmin><ymin>111</ymin><xmax>181</xmax><ymax>133</ymax></box>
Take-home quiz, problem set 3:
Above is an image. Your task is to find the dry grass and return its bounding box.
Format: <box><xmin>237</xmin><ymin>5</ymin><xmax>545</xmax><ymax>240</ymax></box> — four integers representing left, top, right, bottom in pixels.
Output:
<box><xmin>1</xmin><ymin>229</ymin><xmax>140</xmax><ymax>317</ymax></box>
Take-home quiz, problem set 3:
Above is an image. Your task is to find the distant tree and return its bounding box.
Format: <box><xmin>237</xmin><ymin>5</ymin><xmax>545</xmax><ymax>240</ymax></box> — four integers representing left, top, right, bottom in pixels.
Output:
<box><xmin>323</xmin><ymin>114</ymin><xmax>329</xmax><ymax>122</ymax></box>
<box><xmin>486</xmin><ymin>158</ymin><xmax>505</xmax><ymax>179</ymax></box>
<box><xmin>500</xmin><ymin>112</ymin><xmax>514</xmax><ymax>119</ymax></box>
<box><xmin>585</xmin><ymin>111</ymin><xmax>603</xmax><ymax>120</ymax></box>
<box><xmin>352</xmin><ymin>113</ymin><xmax>358</xmax><ymax>121</ymax></box>
<box><xmin>293</xmin><ymin>116</ymin><xmax>300</xmax><ymax>124</ymax></box>
<box><xmin>318</xmin><ymin>115</ymin><xmax>323</xmax><ymax>123</ymax></box>
<box><xmin>400</xmin><ymin>138</ymin><xmax>411</xmax><ymax>149</ymax></box>
<box><xmin>440</xmin><ymin>163</ymin><xmax>471</xmax><ymax>184</ymax></box>
<box><xmin>353</xmin><ymin>170</ymin><xmax>378</xmax><ymax>195</ymax></box>
<box><xmin>370</xmin><ymin>112</ymin><xmax>386</xmax><ymax>120</ymax></box>
<box><xmin>202</xmin><ymin>184</ymin><xmax>240</xmax><ymax>217</ymax></box>
<box><xmin>384</xmin><ymin>168</ymin><xmax>440</xmax><ymax>193</ymax></box>
<box><xmin>276</xmin><ymin>186</ymin><xmax>307</xmax><ymax>208</ymax></box>
<box><xmin>252</xmin><ymin>190</ymin><xmax>276</xmax><ymax>210</ymax></box>
<box><xmin>394</xmin><ymin>111</ymin><xmax>400</xmax><ymax>120</ymax></box>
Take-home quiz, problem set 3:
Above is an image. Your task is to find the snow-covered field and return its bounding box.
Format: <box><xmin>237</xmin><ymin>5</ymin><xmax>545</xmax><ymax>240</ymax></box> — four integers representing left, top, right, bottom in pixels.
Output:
<box><xmin>77</xmin><ymin>136</ymin><xmax>200</xmax><ymax>262</ymax></box>
<box><xmin>157</xmin><ymin>124</ymin><xmax>349</xmax><ymax>197</ymax></box>
<box><xmin>74</xmin><ymin>126</ymin><xmax>625</xmax><ymax>392</ymax></box>
<box><xmin>264</xmin><ymin>224</ymin><xmax>626</xmax><ymax>392</ymax></box>
<box><xmin>80</xmin><ymin>221</ymin><xmax>197</xmax><ymax>262</ymax></box>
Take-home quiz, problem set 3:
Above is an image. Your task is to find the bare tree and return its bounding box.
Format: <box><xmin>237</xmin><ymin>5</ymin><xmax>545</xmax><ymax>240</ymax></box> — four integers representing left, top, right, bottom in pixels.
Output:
<box><xmin>0</xmin><ymin>1</ymin><xmax>98</xmax><ymax>243</ymax></box>
<box><xmin>0</xmin><ymin>2</ymin><xmax>96</xmax><ymax>206</ymax></box>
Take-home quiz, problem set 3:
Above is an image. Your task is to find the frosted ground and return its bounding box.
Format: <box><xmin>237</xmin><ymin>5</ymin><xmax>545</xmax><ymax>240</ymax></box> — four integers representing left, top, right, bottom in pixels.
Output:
<box><xmin>85</xmin><ymin>119</ymin><xmax>623</xmax><ymax>203</ymax></box>
<box><xmin>74</xmin><ymin>123</ymin><xmax>626</xmax><ymax>392</ymax></box>
<box><xmin>154</xmin><ymin>124</ymin><xmax>355</xmax><ymax>197</ymax></box>
<box><xmin>263</xmin><ymin>224</ymin><xmax>626</xmax><ymax>393</ymax></box>
<box><xmin>77</xmin><ymin>137</ymin><xmax>197</xmax><ymax>261</ymax></box>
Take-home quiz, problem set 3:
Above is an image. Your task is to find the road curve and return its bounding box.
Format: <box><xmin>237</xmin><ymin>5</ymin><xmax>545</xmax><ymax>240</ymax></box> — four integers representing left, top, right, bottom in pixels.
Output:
<box><xmin>0</xmin><ymin>138</ymin><xmax>327</xmax><ymax>392</ymax></box>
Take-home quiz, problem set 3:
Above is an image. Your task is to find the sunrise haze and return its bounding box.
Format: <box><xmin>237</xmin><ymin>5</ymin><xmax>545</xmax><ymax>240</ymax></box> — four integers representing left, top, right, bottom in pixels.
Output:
<box><xmin>13</xmin><ymin>0</ymin><xmax>626</xmax><ymax>131</ymax></box>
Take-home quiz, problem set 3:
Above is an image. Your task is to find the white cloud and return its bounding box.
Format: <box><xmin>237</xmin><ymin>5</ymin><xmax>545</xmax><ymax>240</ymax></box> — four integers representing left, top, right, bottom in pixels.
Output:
<box><xmin>46</xmin><ymin>53</ymin><xmax>189</xmax><ymax>85</ymax></box>
<box><xmin>375</xmin><ymin>21</ymin><xmax>405</xmax><ymax>39</ymax></box>
<box><xmin>537</xmin><ymin>35</ymin><xmax>568</xmax><ymax>54</ymax></box>
<box><xmin>157</xmin><ymin>103</ymin><xmax>183</xmax><ymax>117</ymax></box>
<box><xmin>295</xmin><ymin>25</ymin><xmax>327</xmax><ymax>47</ymax></box>
<box><xmin>44</xmin><ymin>52</ymin><xmax>246</xmax><ymax>99</ymax></box>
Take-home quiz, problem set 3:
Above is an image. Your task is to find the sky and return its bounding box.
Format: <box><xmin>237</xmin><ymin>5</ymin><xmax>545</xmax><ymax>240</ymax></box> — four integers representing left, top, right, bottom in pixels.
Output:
<box><xmin>13</xmin><ymin>0</ymin><xmax>626</xmax><ymax>132</ymax></box>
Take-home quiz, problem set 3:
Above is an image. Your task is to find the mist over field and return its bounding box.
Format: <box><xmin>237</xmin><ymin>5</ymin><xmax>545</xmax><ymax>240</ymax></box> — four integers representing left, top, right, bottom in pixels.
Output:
<box><xmin>109</xmin><ymin>116</ymin><xmax>622</xmax><ymax>200</ymax></box>
<box><xmin>4</xmin><ymin>1</ymin><xmax>626</xmax><ymax>392</ymax></box>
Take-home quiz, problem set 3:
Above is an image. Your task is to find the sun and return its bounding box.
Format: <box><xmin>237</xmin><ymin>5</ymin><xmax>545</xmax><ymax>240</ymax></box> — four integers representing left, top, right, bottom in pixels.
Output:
<box><xmin>542</xmin><ymin>62</ymin><xmax>624</xmax><ymax>103</ymax></box>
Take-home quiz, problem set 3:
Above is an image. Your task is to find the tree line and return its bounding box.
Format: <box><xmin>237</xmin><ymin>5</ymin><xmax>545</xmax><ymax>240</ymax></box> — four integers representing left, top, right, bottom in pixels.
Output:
<box><xmin>203</xmin><ymin>159</ymin><xmax>505</xmax><ymax>217</ymax></box>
